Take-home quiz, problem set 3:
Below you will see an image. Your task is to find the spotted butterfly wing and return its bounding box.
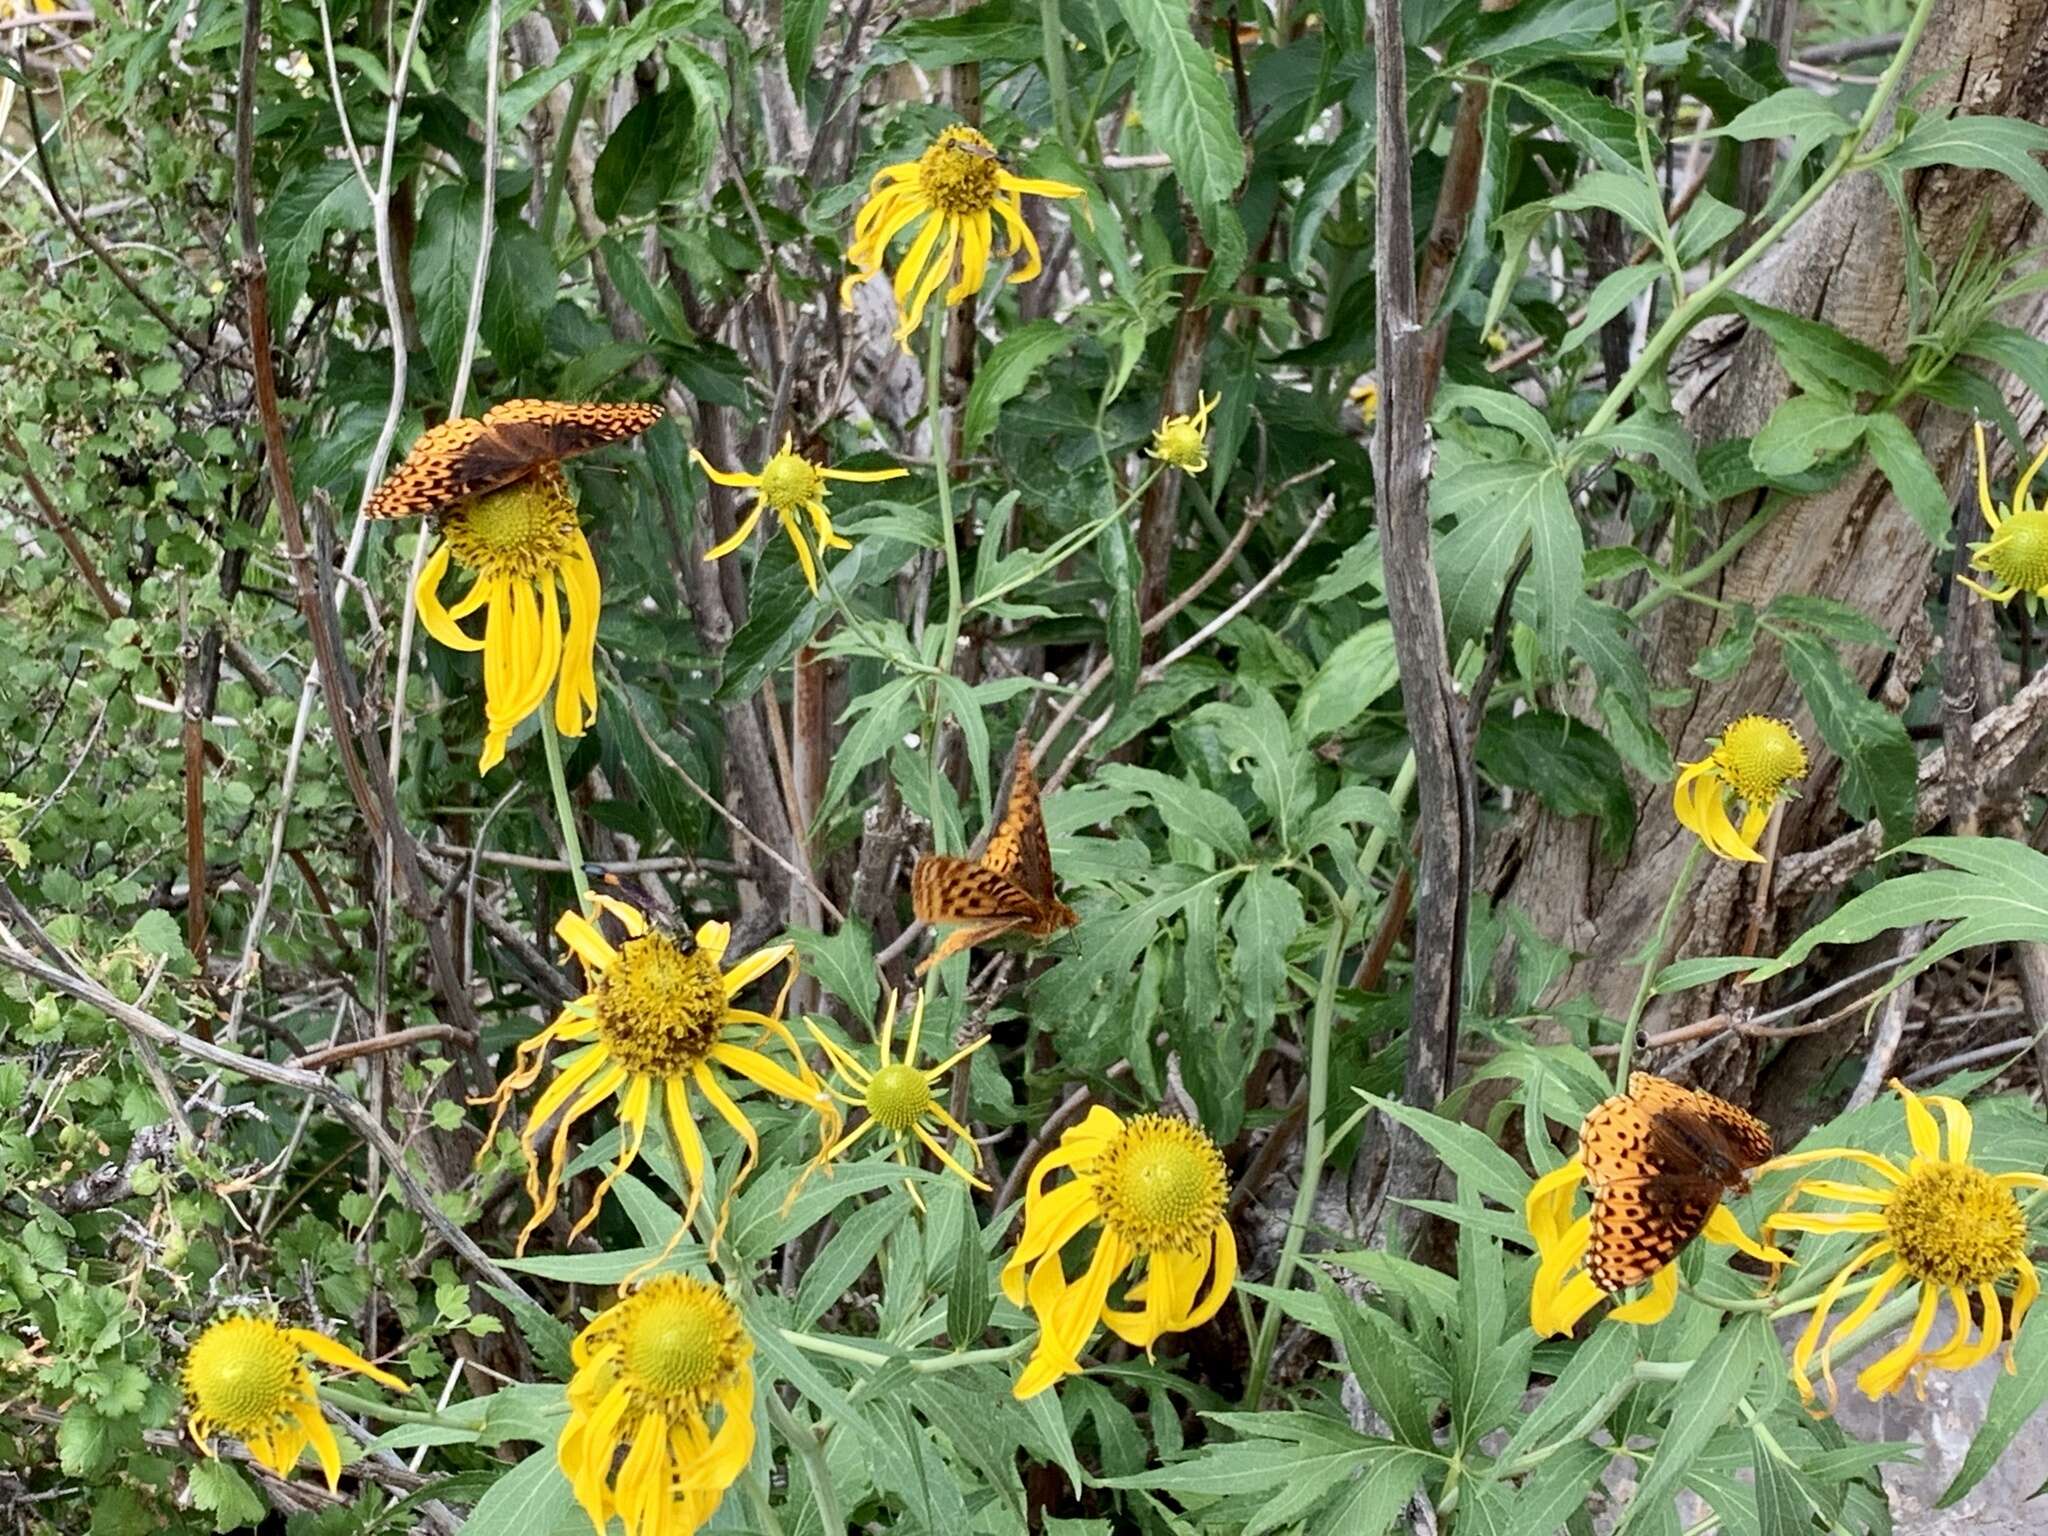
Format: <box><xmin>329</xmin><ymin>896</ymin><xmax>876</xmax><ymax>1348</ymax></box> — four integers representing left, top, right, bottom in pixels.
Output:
<box><xmin>912</xmin><ymin>857</ymin><xmax>1041</xmax><ymax>923</ymax></box>
<box><xmin>364</xmin><ymin>399</ymin><xmax>664</xmax><ymax>518</ymax></box>
<box><xmin>1627</xmin><ymin>1072</ymin><xmax>1775</xmax><ymax>1171</ymax></box>
<box><xmin>1588</xmin><ymin>1174</ymin><xmax>1725</xmax><ymax>1291</ymax></box>
<box><xmin>983</xmin><ymin>742</ymin><xmax>1071</xmax><ymax>927</ymax></box>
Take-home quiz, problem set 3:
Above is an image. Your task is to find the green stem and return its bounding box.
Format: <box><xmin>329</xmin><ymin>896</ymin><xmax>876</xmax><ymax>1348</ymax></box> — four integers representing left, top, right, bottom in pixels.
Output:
<box><xmin>778</xmin><ymin>1327</ymin><xmax>1026</xmax><ymax>1375</ymax></box>
<box><xmin>1242</xmin><ymin>892</ymin><xmax>1354</xmax><ymax>1407</ymax></box>
<box><xmin>319</xmin><ymin>1384</ymin><xmax>442</xmax><ymax>1425</ymax></box>
<box><xmin>764</xmin><ymin>1391</ymin><xmax>843</xmax><ymax>1534</ymax></box>
<box><xmin>1038</xmin><ymin>0</ymin><xmax>1070</xmax><ymax>148</ymax></box>
<box><xmin>1614</xmin><ymin>840</ymin><xmax>1704</xmax><ymax>1089</ymax></box>
<box><xmin>963</xmin><ymin>465</ymin><xmax>1165</xmax><ymax>616</ymax></box>
<box><xmin>539</xmin><ymin>76</ymin><xmax>590</xmax><ymax>250</ymax></box>
<box><xmin>926</xmin><ymin>301</ymin><xmax>962</xmax><ymax>852</ymax></box>
<box><xmin>1626</xmin><ymin>495</ymin><xmax>1788</xmax><ymax>621</ymax></box>
<box><xmin>540</xmin><ymin>711</ymin><xmax>593</xmax><ymax>913</ymax></box>
<box><xmin>1578</xmin><ymin>0</ymin><xmax>1940</xmax><ymax>440</ymax></box>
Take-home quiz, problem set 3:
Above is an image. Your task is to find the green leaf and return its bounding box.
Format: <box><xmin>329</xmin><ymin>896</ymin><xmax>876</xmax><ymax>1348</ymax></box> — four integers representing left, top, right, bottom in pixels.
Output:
<box><xmin>787</xmin><ymin>921</ymin><xmax>878</xmax><ymax>1025</ymax></box>
<box><xmin>1727</xmin><ymin>297</ymin><xmax>1893</xmax><ymax>396</ymax></box>
<box><xmin>794</xmin><ymin>1194</ymin><xmax>907</xmax><ymax>1327</ymax></box>
<box><xmin>187</xmin><ymin>1460</ymin><xmax>269</xmax><ymax>1533</ymax></box>
<box><xmin>126</xmin><ymin>908</ymin><xmax>185</xmax><ymax>960</ymax></box>
<box><xmin>1191</xmin><ymin>689</ymin><xmax>1313</xmax><ymax>850</ymax></box>
<box><xmin>1462</xmin><ymin>0</ymin><xmax>1613</xmax><ymax>65</ymax></box>
<box><xmin>1577</xmin><ymin>412</ymin><xmax>1708</xmax><ymax>501</ymax></box>
<box><xmin>1294</xmin><ymin>621</ymin><xmax>1400</xmax><ymax>739</ymax></box>
<box><xmin>592</xmin><ymin>86</ymin><xmax>694</xmax><ymax>222</ymax></box>
<box><xmin>453</xmin><ymin>1426</ymin><xmax>589</xmax><ymax>1534</ymax></box>
<box><xmin>1778</xmin><ymin>629</ymin><xmax>1915</xmax><ymax>847</ymax></box>
<box><xmin>1310</xmin><ymin>1271</ymin><xmax>1433</xmax><ymax>1447</ymax></box>
<box><xmin>1546</xmin><ymin>171</ymin><xmax>1672</xmax><ymax>253</ymax></box>
<box><xmin>945</xmin><ymin>1185</ymin><xmax>994</xmax><ymax>1345</ymax></box>
<box><xmin>1500</xmin><ymin>1318</ymin><xmax>1637</xmax><ymax>1460</ymax></box>
<box><xmin>56</xmin><ymin>1404</ymin><xmax>116</xmax><ymax>1477</ymax></box>
<box><xmin>1115</xmin><ymin>0</ymin><xmax>1248</xmax><ymax>295</ymax></box>
<box><xmin>1094</xmin><ymin>763</ymin><xmax>1253</xmax><ymax>862</ymax></box>
<box><xmin>1503</xmin><ymin>76</ymin><xmax>1637</xmax><ymax>176</ymax></box>
<box><xmin>1359</xmin><ymin>1092</ymin><xmax>1533</xmax><ymax>1206</ymax></box>
<box><xmin>412</xmin><ymin>182</ymin><xmax>487</xmax><ymax>382</ymax></box>
<box><xmin>820</xmin><ymin>677</ymin><xmax>920</xmax><ymax>821</ymax></box>
<box><xmin>1476</xmin><ymin>712</ymin><xmax>1634</xmax><ymax>861</ymax></box>
<box><xmin>1558</xmin><ymin>266</ymin><xmax>1661</xmax><ymax>356</ymax></box>
<box><xmin>1436</xmin><ymin>460</ymin><xmax>1568</xmax><ymax>645</ymax></box>
<box><xmin>1750</xmin><ymin>395</ymin><xmax>1866</xmax><ymax>478</ymax></box>
<box><xmin>1568</xmin><ymin>597</ymin><xmax>1673</xmax><ymax>781</ymax></box>
<box><xmin>1293</xmin><ymin>77</ymin><xmax>1375</xmax><ymax>278</ymax></box>
<box><xmin>1860</xmin><ymin>411</ymin><xmax>1954</xmax><ymax>547</ymax></box>
<box><xmin>1887</xmin><ymin>113</ymin><xmax>2048</xmax><ymax>211</ymax></box>
<box><xmin>962</xmin><ymin>321</ymin><xmax>1076</xmax><ymax>452</ymax></box>
<box><xmin>1437</xmin><ymin>382</ymin><xmax>1558</xmax><ymax>456</ymax></box>
<box><xmin>1615</xmin><ymin>1313</ymin><xmax>1773</xmax><ymax>1531</ymax></box>
<box><xmin>1226</xmin><ymin>868</ymin><xmax>1305</xmax><ymax>1031</ymax></box>
<box><xmin>1940</xmin><ymin>1303</ymin><xmax>2048</xmax><ymax>1506</ymax></box>
<box><xmin>263</xmin><ymin>159</ymin><xmax>370</xmax><ymax>325</ymax></box>
<box><xmin>1712</xmin><ymin>88</ymin><xmax>1853</xmax><ymax>164</ymax></box>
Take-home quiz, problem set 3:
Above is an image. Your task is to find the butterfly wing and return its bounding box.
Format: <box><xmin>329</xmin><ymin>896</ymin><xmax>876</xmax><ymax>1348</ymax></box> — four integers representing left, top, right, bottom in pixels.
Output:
<box><xmin>364</xmin><ymin>400</ymin><xmax>663</xmax><ymax>519</ymax></box>
<box><xmin>1587</xmin><ymin>1173</ymin><xmax>1723</xmax><ymax>1292</ymax></box>
<box><xmin>1627</xmin><ymin>1073</ymin><xmax>1774</xmax><ymax>1181</ymax></box>
<box><xmin>984</xmin><ymin>741</ymin><xmax>1062</xmax><ymax>903</ymax></box>
<box><xmin>911</xmin><ymin>856</ymin><xmax>1040</xmax><ymax>925</ymax></box>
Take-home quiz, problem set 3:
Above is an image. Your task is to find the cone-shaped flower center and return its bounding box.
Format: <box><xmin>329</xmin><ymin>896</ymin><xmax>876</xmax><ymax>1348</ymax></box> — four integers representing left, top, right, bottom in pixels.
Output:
<box><xmin>1886</xmin><ymin>1162</ymin><xmax>2027</xmax><ymax>1289</ymax></box>
<box><xmin>757</xmin><ymin>448</ymin><xmax>826</xmax><ymax>513</ymax></box>
<box><xmin>442</xmin><ymin>463</ymin><xmax>581</xmax><ymax>582</ymax></box>
<box><xmin>1713</xmin><ymin>715</ymin><xmax>1807</xmax><ymax>806</ymax></box>
<box><xmin>1152</xmin><ymin>418</ymin><xmax>1208</xmax><ymax>470</ymax></box>
<box><xmin>1095</xmin><ymin>1115</ymin><xmax>1227</xmax><ymax>1254</ymax></box>
<box><xmin>184</xmin><ymin>1317</ymin><xmax>300</xmax><ymax>1434</ymax></box>
<box><xmin>1980</xmin><ymin>507</ymin><xmax>2048</xmax><ymax>594</ymax></box>
<box><xmin>917</xmin><ymin>125</ymin><xmax>1003</xmax><ymax>216</ymax></box>
<box><xmin>592</xmin><ymin>931</ymin><xmax>727</xmax><ymax>1077</ymax></box>
<box><xmin>865</xmin><ymin>1063</ymin><xmax>932</xmax><ymax>1132</ymax></box>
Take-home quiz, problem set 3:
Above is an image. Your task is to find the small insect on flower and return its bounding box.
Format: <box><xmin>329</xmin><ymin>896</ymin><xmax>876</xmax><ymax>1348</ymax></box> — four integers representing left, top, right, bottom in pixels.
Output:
<box><xmin>475</xmin><ymin>896</ymin><xmax>840</xmax><ymax>1261</ymax></box>
<box><xmin>559</xmin><ymin>1276</ymin><xmax>754</xmax><ymax>1536</ymax></box>
<box><xmin>1764</xmin><ymin>1080</ymin><xmax>2048</xmax><ymax>1409</ymax></box>
<box><xmin>1960</xmin><ymin>421</ymin><xmax>2048</xmax><ymax>606</ymax></box>
<box><xmin>691</xmin><ymin>432</ymin><xmax>907</xmax><ymax>594</ymax></box>
<box><xmin>1004</xmin><ymin>1107</ymin><xmax>1237</xmax><ymax>1399</ymax></box>
<box><xmin>1148</xmin><ymin>392</ymin><xmax>1221</xmax><ymax>474</ymax></box>
<box><xmin>1672</xmin><ymin>713</ymin><xmax>1808</xmax><ymax>863</ymax></box>
<box><xmin>182</xmin><ymin>1314</ymin><xmax>406</xmax><ymax>1488</ymax></box>
<box><xmin>1526</xmin><ymin>1074</ymin><xmax>1787</xmax><ymax>1337</ymax></box>
<box><xmin>839</xmin><ymin>124</ymin><xmax>1084</xmax><ymax>345</ymax></box>
<box><xmin>362</xmin><ymin>399</ymin><xmax>663</xmax><ymax>773</ymax></box>
<box><xmin>807</xmin><ymin>987</ymin><xmax>991</xmax><ymax>1208</ymax></box>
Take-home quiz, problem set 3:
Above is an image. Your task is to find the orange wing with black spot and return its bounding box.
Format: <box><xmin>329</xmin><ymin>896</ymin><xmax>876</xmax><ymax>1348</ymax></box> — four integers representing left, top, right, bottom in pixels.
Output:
<box><xmin>910</xmin><ymin>740</ymin><xmax>1077</xmax><ymax>974</ymax></box>
<box><xmin>1578</xmin><ymin>1073</ymin><xmax>1774</xmax><ymax>1295</ymax></box>
<box><xmin>364</xmin><ymin>399</ymin><xmax>664</xmax><ymax>518</ymax></box>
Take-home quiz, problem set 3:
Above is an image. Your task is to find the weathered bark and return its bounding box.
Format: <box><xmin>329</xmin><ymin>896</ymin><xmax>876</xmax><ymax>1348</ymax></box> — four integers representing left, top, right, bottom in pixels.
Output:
<box><xmin>1484</xmin><ymin>0</ymin><xmax>2048</xmax><ymax>1037</ymax></box>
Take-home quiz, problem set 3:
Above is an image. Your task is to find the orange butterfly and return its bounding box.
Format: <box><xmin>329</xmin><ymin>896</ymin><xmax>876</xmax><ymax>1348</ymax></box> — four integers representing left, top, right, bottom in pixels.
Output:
<box><xmin>1579</xmin><ymin>1073</ymin><xmax>1775</xmax><ymax>1292</ymax></box>
<box><xmin>364</xmin><ymin>399</ymin><xmax>664</xmax><ymax>519</ymax></box>
<box><xmin>910</xmin><ymin>741</ymin><xmax>1079</xmax><ymax>975</ymax></box>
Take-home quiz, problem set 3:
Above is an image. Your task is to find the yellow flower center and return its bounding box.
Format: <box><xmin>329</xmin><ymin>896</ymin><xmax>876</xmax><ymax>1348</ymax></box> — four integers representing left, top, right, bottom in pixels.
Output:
<box><xmin>1978</xmin><ymin>507</ymin><xmax>2048</xmax><ymax>594</ymax></box>
<box><xmin>757</xmin><ymin>448</ymin><xmax>826</xmax><ymax>514</ymax></box>
<box><xmin>441</xmin><ymin>463</ymin><xmax>580</xmax><ymax>583</ymax></box>
<box><xmin>1713</xmin><ymin>715</ymin><xmax>1807</xmax><ymax>806</ymax></box>
<box><xmin>592</xmin><ymin>930</ymin><xmax>727</xmax><ymax>1077</ymax></box>
<box><xmin>1094</xmin><ymin>1115</ymin><xmax>1227</xmax><ymax>1255</ymax></box>
<box><xmin>917</xmin><ymin>125</ymin><xmax>1003</xmax><ymax>217</ymax></box>
<box><xmin>610</xmin><ymin>1276</ymin><xmax>748</xmax><ymax>1411</ymax></box>
<box><xmin>183</xmin><ymin>1317</ymin><xmax>301</xmax><ymax>1436</ymax></box>
<box><xmin>1152</xmin><ymin>418</ymin><xmax>1209</xmax><ymax>471</ymax></box>
<box><xmin>1352</xmin><ymin>380</ymin><xmax>1380</xmax><ymax>427</ymax></box>
<box><xmin>865</xmin><ymin>1063</ymin><xmax>932</xmax><ymax>1133</ymax></box>
<box><xmin>1885</xmin><ymin>1162</ymin><xmax>2027</xmax><ymax>1289</ymax></box>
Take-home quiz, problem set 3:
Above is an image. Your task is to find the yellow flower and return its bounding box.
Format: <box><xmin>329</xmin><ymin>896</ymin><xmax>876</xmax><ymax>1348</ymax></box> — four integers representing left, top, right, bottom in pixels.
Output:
<box><xmin>1764</xmin><ymin>1081</ymin><xmax>2048</xmax><ymax>1408</ymax></box>
<box><xmin>1001</xmin><ymin>1107</ymin><xmax>1237</xmax><ymax>1399</ymax></box>
<box><xmin>807</xmin><ymin>987</ymin><xmax>990</xmax><ymax>1209</ymax></box>
<box><xmin>839</xmin><ymin>124</ymin><xmax>1083</xmax><ymax>344</ymax></box>
<box><xmin>1961</xmin><ymin>421</ymin><xmax>2048</xmax><ymax>605</ymax></box>
<box><xmin>559</xmin><ymin>1275</ymin><xmax>754</xmax><ymax>1536</ymax></box>
<box><xmin>415</xmin><ymin>464</ymin><xmax>603</xmax><ymax>774</ymax></box>
<box><xmin>183</xmin><ymin>1314</ymin><xmax>406</xmax><ymax>1488</ymax></box>
<box><xmin>691</xmin><ymin>433</ymin><xmax>907</xmax><ymax>595</ymax></box>
<box><xmin>1350</xmin><ymin>378</ymin><xmax>1379</xmax><ymax>428</ymax></box>
<box><xmin>477</xmin><ymin>896</ymin><xmax>840</xmax><ymax>1256</ymax></box>
<box><xmin>1672</xmin><ymin>714</ymin><xmax>1808</xmax><ymax>863</ymax></box>
<box><xmin>1526</xmin><ymin>1155</ymin><xmax>1787</xmax><ymax>1337</ymax></box>
<box><xmin>1148</xmin><ymin>392</ymin><xmax>1220</xmax><ymax>473</ymax></box>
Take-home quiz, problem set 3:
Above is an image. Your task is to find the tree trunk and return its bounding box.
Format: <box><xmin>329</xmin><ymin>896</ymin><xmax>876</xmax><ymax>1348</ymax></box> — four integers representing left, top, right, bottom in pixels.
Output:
<box><xmin>1484</xmin><ymin>0</ymin><xmax>2048</xmax><ymax>1043</ymax></box>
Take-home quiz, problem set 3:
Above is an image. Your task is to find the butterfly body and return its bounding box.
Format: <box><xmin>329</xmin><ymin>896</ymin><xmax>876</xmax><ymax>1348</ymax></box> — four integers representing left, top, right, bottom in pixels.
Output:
<box><xmin>911</xmin><ymin>742</ymin><xmax>1077</xmax><ymax>975</ymax></box>
<box><xmin>1579</xmin><ymin>1073</ymin><xmax>1773</xmax><ymax>1293</ymax></box>
<box><xmin>364</xmin><ymin>399</ymin><xmax>664</xmax><ymax>519</ymax></box>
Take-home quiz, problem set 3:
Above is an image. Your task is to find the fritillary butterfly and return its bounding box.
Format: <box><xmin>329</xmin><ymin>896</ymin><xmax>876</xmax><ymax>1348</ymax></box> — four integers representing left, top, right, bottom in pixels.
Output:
<box><xmin>911</xmin><ymin>740</ymin><xmax>1078</xmax><ymax>975</ymax></box>
<box><xmin>364</xmin><ymin>399</ymin><xmax>664</xmax><ymax>519</ymax></box>
<box><xmin>1579</xmin><ymin>1072</ymin><xmax>1774</xmax><ymax>1293</ymax></box>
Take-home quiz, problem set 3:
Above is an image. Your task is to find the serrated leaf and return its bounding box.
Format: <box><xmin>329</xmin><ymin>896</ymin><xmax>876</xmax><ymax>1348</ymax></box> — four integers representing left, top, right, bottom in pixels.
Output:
<box><xmin>1360</xmin><ymin>1093</ymin><xmax>1533</xmax><ymax>1206</ymax></box>
<box><xmin>1295</xmin><ymin>621</ymin><xmax>1400</xmax><ymax>740</ymax></box>
<box><xmin>1311</xmin><ymin>1271</ymin><xmax>1432</xmax><ymax>1448</ymax></box>
<box><xmin>1615</xmin><ymin>1314</ymin><xmax>1772</xmax><ymax>1531</ymax></box>
<box><xmin>1750</xmin><ymin>395</ymin><xmax>1866</xmax><ymax>478</ymax></box>
<box><xmin>1861</xmin><ymin>410</ymin><xmax>1954</xmax><ymax>547</ymax></box>
<box><xmin>962</xmin><ymin>321</ymin><xmax>1076</xmax><ymax>451</ymax></box>
<box><xmin>1728</xmin><ymin>297</ymin><xmax>1893</xmax><ymax>396</ymax></box>
<box><xmin>1778</xmin><ymin>629</ymin><xmax>1915</xmax><ymax>847</ymax></box>
<box><xmin>1094</xmin><ymin>763</ymin><xmax>1253</xmax><ymax>861</ymax></box>
<box><xmin>1503</xmin><ymin>76</ymin><xmax>1639</xmax><ymax>176</ymax></box>
<box><xmin>1226</xmin><ymin>868</ymin><xmax>1305</xmax><ymax>1032</ymax></box>
<box><xmin>787</xmin><ymin>921</ymin><xmax>878</xmax><ymax>1024</ymax></box>
<box><xmin>1477</xmin><ymin>712</ymin><xmax>1634</xmax><ymax>861</ymax></box>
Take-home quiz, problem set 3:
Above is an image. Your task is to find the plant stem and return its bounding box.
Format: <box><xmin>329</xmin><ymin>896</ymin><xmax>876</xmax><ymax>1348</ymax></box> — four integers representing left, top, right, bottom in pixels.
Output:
<box><xmin>319</xmin><ymin>1384</ymin><xmax>449</xmax><ymax>1426</ymax></box>
<box><xmin>539</xmin><ymin>76</ymin><xmax>590</xmax><ymax>249</ymax></box>
<box><xmin>1614</xmin><ymin>840</ymin><xmax>1704</xmax><ymax>1089</ymax></box>
<box><xmin>926</xmin><ymin>300</ymin><xmax>962</xmax><ymax>852</ymax></box>
<box><xmin>778</xmin><ymin>1327</ymin><xmax>1025</xmax><ymax>1374</ymax></box>
<box><xmin>963</xmin><ymin>465</ymin><xmax>1165</xmax><ymax>616</ymax></box>
<box><xmin>764</xmin><ymin>1390</ymin><xmax>843</xmax><ymax>1534</ymax></box>
<box><xmin>1242</xmin><ymin>893</ymin><xmax>1353</xmax><ymax>1407</ymax></box>
<box><xmin>540</xmin><ymin>711</ymin><xmax>593</xmax><ymax>913</ymax></box>
<box><xmin>1579</xmin><ymin>0</ymin><xmax>1940</xmax><ymax>440</ymax></box>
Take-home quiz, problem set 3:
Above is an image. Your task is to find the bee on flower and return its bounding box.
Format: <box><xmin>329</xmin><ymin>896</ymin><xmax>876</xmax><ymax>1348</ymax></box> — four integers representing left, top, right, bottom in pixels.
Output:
<box><xmin>1148</xmin><ymin>392</ymin><xmax>1221</xmax><ymax>474</ymax></box>
<box><xmin>691</xmin><ymin>433</ymin><xmax>907</xmax><ymax>595</ymax></box>
<box><xmin>182</xmin><ymin>1314</ymin><xmax>406</xmax><ymax>1487</ymax></box>
<box><xmin>1672</xmin><ymin>714</ymin><xmax>1808</xmax><ymax>863</ymax></box>
<box><xmin>840</xmin><ymin>124</ymin><xmax>1083</xmax><ymax>344</ymax></box>
<box><xmin>1003</xmin><ymin>1107</ymin><xmax>1237</xmax><ymax>1399</ymax></box>
<box><xmin>1765</xmin><ymin>1081</ymin><xmax>2048</xmax><ymax>1408</ymax></box>
<box><xmin>476</xmin><ymin>896</ymin><xmax>840</xmax><ymax>1257</ymax></box>
<box><xmin>1960</xmin><ymin>421</ymin><xmax>2048</xmax><ymax>606</ymax></box>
